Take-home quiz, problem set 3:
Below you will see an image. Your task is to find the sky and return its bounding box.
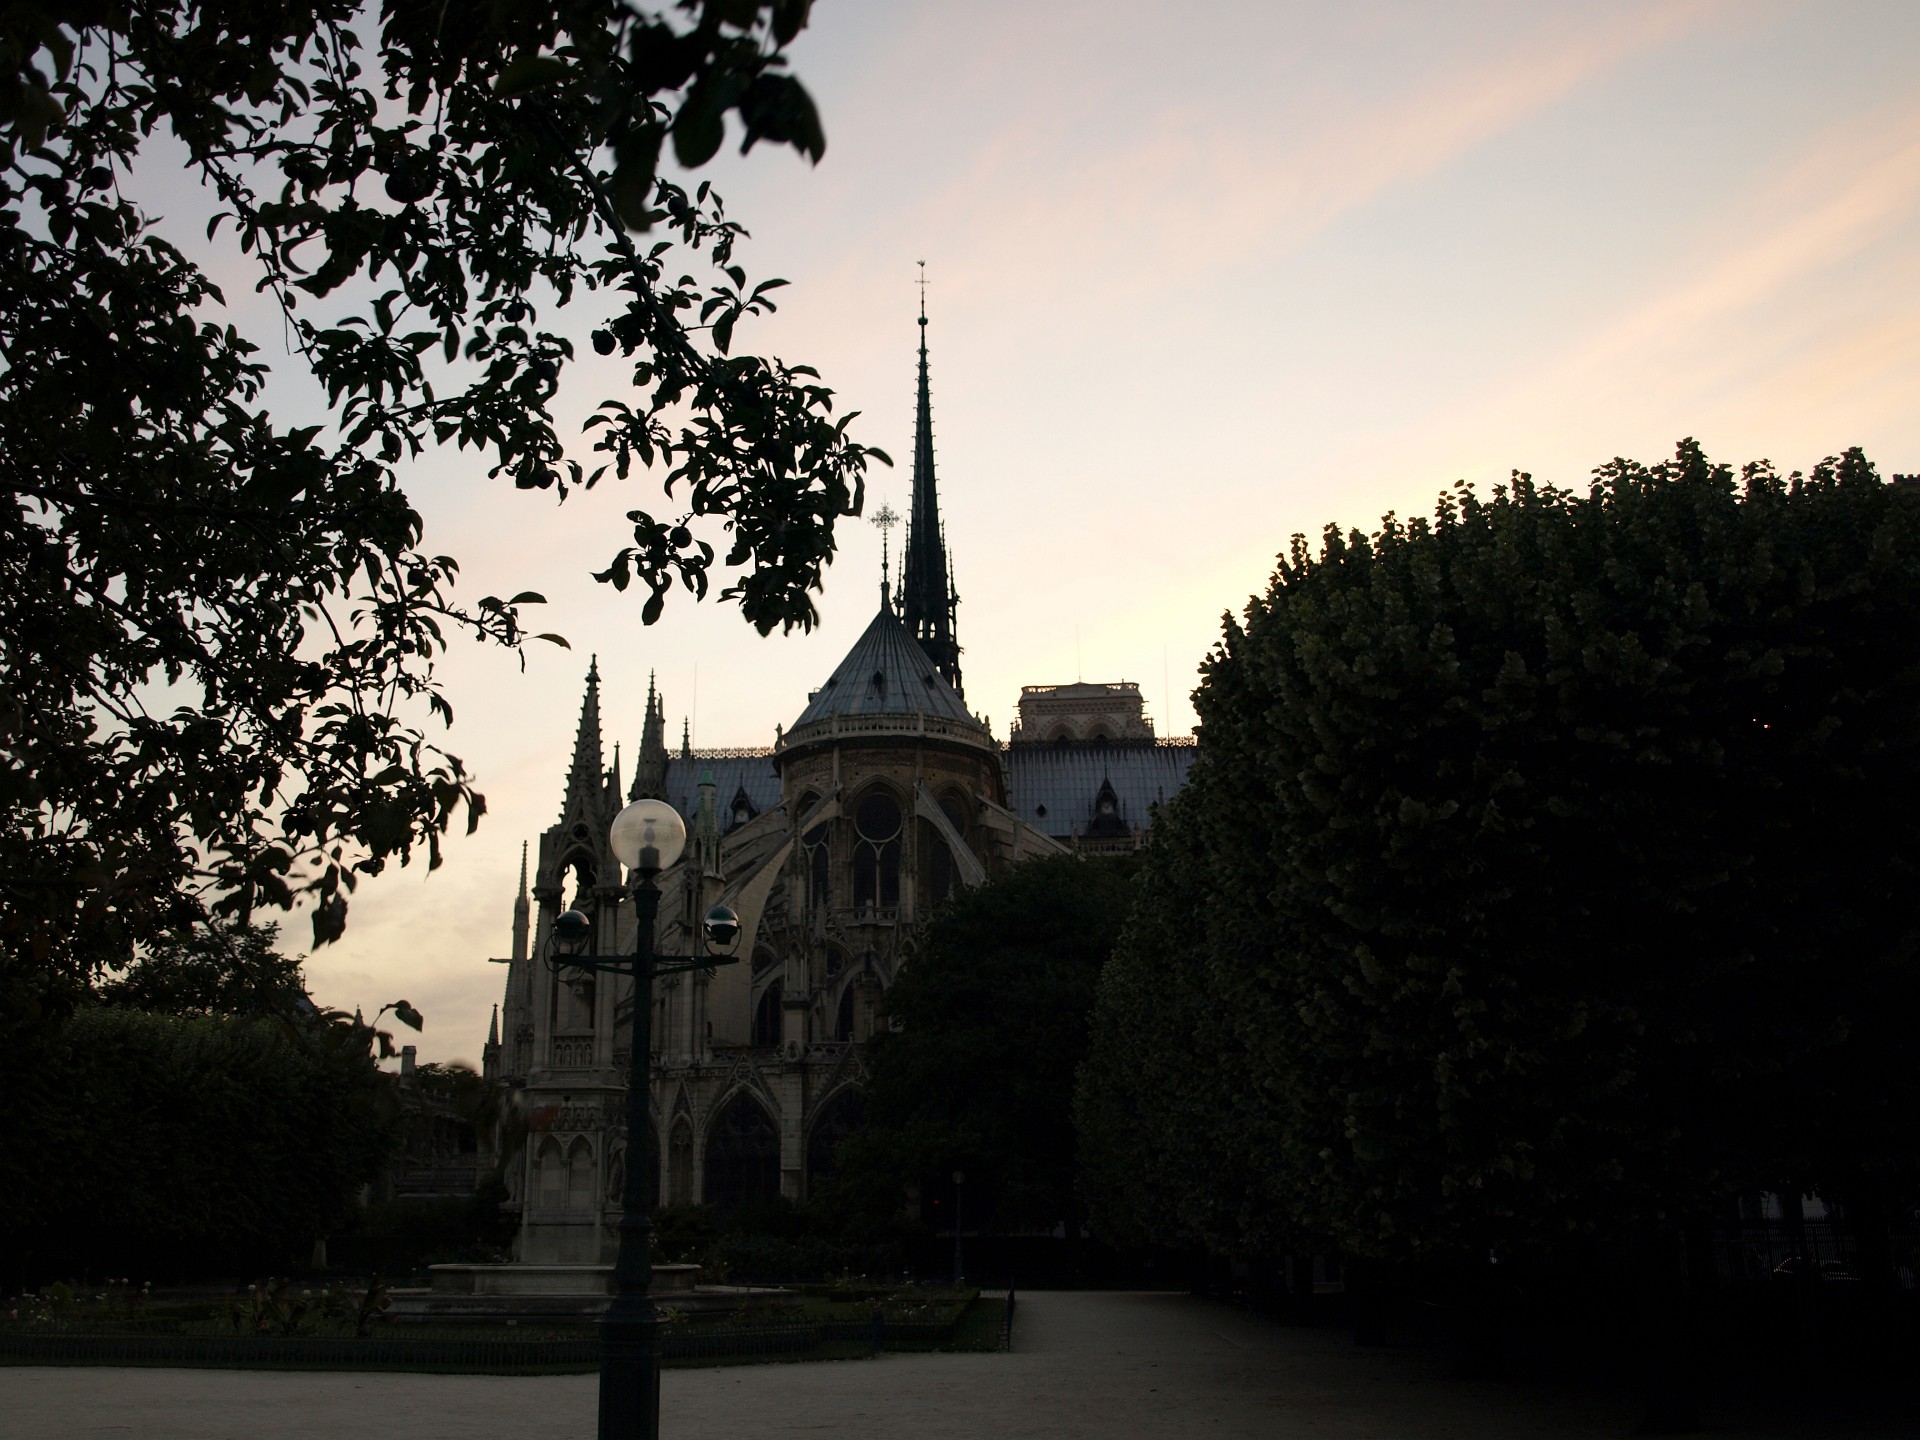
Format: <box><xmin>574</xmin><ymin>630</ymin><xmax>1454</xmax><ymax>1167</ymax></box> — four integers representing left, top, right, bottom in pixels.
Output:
<box><xmin>266</xmin><ymin>0</ymin><xmax>1920</xmax><ymax>1064</ymax></box>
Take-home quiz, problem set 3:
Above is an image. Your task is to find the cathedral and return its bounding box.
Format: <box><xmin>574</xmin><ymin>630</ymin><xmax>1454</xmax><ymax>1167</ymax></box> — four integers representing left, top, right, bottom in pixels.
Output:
<box><xmin>481</xmin><ymin>303</ymin><xmax>1195</xmax><ymax>1264</ymax></box>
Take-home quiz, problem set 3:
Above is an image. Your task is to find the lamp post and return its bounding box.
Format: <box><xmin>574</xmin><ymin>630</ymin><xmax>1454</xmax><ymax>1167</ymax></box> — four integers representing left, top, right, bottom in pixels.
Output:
<box><xmin>548</xmin><ymin>798</ymin><xmax>741</xmax><ymax>1440</ymax></box>
<box><xmin>952</xmin><ymin>1170</ymin><xmax>965</xmax><ymax>1287</ymax></box>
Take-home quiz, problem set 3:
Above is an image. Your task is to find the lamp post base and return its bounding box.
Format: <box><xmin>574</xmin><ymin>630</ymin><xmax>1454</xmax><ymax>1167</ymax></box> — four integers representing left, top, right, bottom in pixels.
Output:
<box><xmin>598</xmin><ymin>1298</ymin><xmax>663</xmax><ymax>1440</ymax></box>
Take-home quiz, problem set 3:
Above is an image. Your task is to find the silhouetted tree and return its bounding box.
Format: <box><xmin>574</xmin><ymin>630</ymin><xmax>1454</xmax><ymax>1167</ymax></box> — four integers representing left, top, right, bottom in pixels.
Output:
<box><xmin>1081</xmin><ymin>443</ymin><xmax>1920</xmax><ymax>1267</ymax></box>
<box><xmin>0</xmin><ymin>2</ymin><xmax>884</xmax><ymax>1030</ymax></box>
<box><xmin>832</xmin><ymin>853</ymin><xmax>1139</xmax><ymax>1237</ymax></box>
<box><xmin>3</xmin><ymin>1004</ymin><xmax>398</xmax><ymax>1284</ymax></box>
<box><xmin>94</xmin><ymin>921</ymin><xmax>308</xmax><ymax>1019</ymax></box>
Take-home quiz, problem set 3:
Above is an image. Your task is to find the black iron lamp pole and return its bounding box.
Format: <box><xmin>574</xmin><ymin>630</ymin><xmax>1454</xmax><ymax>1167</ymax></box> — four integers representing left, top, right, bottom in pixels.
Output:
<box><xmin>549</xmin><ymin>798</ymin><xmax>740</xmax><ymax>1440</ymax></box>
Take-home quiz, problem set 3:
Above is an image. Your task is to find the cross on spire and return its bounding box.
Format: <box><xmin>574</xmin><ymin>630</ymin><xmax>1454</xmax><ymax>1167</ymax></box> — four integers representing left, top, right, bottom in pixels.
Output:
<box><xmin>871</xmin><ymin>501</ymin><xmax>900</xmax><ymax>605</ymax></box>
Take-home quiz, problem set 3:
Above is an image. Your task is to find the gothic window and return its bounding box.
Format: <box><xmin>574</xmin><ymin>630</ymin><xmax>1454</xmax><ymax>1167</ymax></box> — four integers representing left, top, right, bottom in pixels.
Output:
<box><xmin>917</xmin><ymin>789</ymin><xmax>970</xmax><ymax>908</ymax></box>
<box><xmin>728</xmin><ymin>786</ymin><xmax>756</xmax><ymax>832</ymax></box>
<box><xmin>803</xmin><ymin>823</ymin><xmax>830</xmax><ymax>907</ymax></box>
<box><xmin>922</xmin><ymin>822</ymin><xmax>956</xmax><ymax>905</ymax></box>
<box><xmin>939</xmin><ymin>790</ymin><xmax>970</xmax><ymax>840</ymax></box>
<box><xmin>703</xmin><ymin>1095</ymin><xmax>781</xmax><ymax>1213</ymax></box>
<box><xmin>834</xmin><ymin>984</ymin><xmax>856</xmax><ymax>1041</ymax></box>
<box><xmin>669</xmin><ymin>1120</ymin><xmax>694</xmax><ymax>1206</ymax></box>
<box><xmin>851</xmin><ymin>790</ymin><xmax>901</xmax><ymax>909</ymax></box>
<box><xmin>806</xmin><ymin>1089</ymin><xmax>865</xmax><ymax>1186</ymax></box>
<box><xmin>565</xmin><ymin>1136</ymin><xmax>595</xmax><ymax>1211</ymax></box>
<box><xmin>564</xmin><ymin>854</ymin><xmax>597</xmax><ymax>913</ymax></box>
<box><xmin>752</xmin><ymin>980</ymin><xmax>783</xmax><ymax>1048</ymax></box>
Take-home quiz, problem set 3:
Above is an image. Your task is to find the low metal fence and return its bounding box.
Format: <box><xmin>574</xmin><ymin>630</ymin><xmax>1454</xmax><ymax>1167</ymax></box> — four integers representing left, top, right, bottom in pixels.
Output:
<box><xmin>0</xmin><ymin>1331</ymin><xmax>601</xmax><ymax>1372</ymax></box>
<box><xmin>0</xmin><ymin>1315</ymin><xmax>961</xmax><ymax>1373</ymax></box>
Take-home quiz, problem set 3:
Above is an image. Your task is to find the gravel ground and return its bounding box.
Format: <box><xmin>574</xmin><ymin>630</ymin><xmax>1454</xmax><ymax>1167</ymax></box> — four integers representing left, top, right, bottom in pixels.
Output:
<box><xmin>2</xmin><ymin>1289</ymin><xmax>1909</xmax><ymax>1438</ymax></box>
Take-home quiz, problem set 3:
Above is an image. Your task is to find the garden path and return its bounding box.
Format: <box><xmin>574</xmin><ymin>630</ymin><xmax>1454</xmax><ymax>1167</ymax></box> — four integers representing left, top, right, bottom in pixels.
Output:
<box><xmin>2</xmin><ymin>1289</ymin><xmax>1907</xmax><ymax>1438</ymax></box>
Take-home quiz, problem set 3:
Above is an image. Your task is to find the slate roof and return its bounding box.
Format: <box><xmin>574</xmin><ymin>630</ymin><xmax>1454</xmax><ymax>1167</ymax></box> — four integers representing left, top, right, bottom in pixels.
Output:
<box><xmin>1003</xmin><ymin>742</ymin><xmax>1197</xmax><ymax>840</ymax></box>
<box><xmin>790</xmin><ymin>604</ymin><xmax>979</xmax><ymax>730</ymax></box>
<box><xmin>658</xmin><ymin>742</ymin><xmax>1197</xmax><ymax>842</ymax></box>
<box><xmin>660</xmin><ymin>754</ymin><xmax>782</xmax><ymax>832</ymax></box>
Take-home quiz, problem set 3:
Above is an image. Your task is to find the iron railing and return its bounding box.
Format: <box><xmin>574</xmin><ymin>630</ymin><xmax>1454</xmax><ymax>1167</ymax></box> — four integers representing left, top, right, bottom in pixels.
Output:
<box><xmin>0</xmin><ymin>1315</ymin><xmax>964</xmax><ymax>1372</ymax></box>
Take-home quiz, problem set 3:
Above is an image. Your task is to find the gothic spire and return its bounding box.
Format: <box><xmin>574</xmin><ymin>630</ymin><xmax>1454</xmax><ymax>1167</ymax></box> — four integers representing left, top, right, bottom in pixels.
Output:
<box><xmin>631</xmin><ymin>671</ymin><xmax>667</xmax><ymax>800</ymax></box>
<box><xmin>511</xmin><ymin>840</ymin><xmax>530</xmax><ymax>963</ymax></box>
<box><xmin>900</xmin><ymin>266</ymin><xmax>962</xmax><ymax>697</ymax></box>
<box><xmin>561</xmin><ymin>657</ymin><xmax>605</xmax><ymax>816</ymax></box>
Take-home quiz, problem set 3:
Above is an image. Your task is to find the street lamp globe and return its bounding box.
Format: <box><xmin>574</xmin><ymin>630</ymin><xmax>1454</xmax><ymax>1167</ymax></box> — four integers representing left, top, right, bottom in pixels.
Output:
<box><xmin>610</xmin><ymin>799</ymin><xmax>687</xmax><ymax>876</ymax></box>
<box><xmin>703</xmin><ymin>903</ymin><xmax>742</xmax><ymax>952</ymax></box>
<box><xmin>552</xmin><ymin>909</ymin><xmax>592</xmax><ymax>953</ymax></box>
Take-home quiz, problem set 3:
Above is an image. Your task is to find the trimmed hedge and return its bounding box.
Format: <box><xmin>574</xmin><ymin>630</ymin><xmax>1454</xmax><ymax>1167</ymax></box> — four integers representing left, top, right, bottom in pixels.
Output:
<box><xmin>2</xmin><ymin>1008</ymin><xmax>393</xmax><ymax>1285</ymax></box>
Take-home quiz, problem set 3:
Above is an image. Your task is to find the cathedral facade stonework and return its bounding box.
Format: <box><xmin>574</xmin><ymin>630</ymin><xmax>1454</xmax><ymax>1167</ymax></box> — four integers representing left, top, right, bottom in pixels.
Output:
<box><xmin>481</xmin><ymin>310</ymin><xmax>1192</xmax><ymax>1264</ymax></box>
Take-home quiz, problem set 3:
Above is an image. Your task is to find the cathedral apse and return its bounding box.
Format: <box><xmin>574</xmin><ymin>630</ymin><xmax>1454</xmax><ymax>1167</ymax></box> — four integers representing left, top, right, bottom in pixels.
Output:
<box><xmin>481</xmin><ymin>302</ymin><xmax>1193</xmax><ymax>1263</ymax></box>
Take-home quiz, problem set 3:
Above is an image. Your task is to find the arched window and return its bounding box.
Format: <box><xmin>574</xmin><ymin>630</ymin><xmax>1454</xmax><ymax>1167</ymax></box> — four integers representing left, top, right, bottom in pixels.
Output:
<box><xmin>834</xmin><ymin>984</ymin><xmax>856</xmax><ymax>1041</ymax></box>
<box><xmin>550</xmin><ymin>854</ymin><xmax>600</xmax><ymax>1031</ymax></box>
<box><xmin>806</xmin><ymin>1089</ymin><xmax>865</xmax><ymax>1186</ymax></box>
<box><xmin>668</xmin><ymin>1120</ymin><xmax>694</xmax><ymax>1206</ymax></box>
<box><xmin>563</xmin><ymin>854</ymin><xmax>597</xmax><ymax>914</ymax></box>
<box><xmin>565</xmin><ymin>1136</ymin><xmax>595</xmax><ymax>1211</ymax></box>
<box><xmin>703</xmin><ymin>1095</ymin><xmax>781</xmax><ymax>1212</ymax></box>
<box><xmin>922</xmin><ymin>822</ymin><xmax>956</xmax><ymax>905</ymax></box>
<box><xmin>939</xmin><ymin>790</ymin><xmax>970</xmax><ymax>839</ymax></box>
<box><xmin>920</xmin><ymin>791</ymin><xmax>970</xmax><ymax>908</ymax></box>
<box><xmin>752</xmin><ymin>980</ymin><xmax>783</xmax><ymax>1048</ymax></box>
<box><xmin>851</xmin><ymin>790</ymin><xmax>901</xmax><ymax>909</ymax></box>
<box><xmin>803</xmin><ymin>822</ymin><xmax>830</xmax><ymax>907</ymax></box>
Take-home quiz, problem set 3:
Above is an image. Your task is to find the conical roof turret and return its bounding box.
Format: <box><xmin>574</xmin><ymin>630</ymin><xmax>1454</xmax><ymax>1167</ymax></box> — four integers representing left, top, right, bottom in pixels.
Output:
<box><xmin>788</xmin><ymin>602</ymin><xmax>984</xmax><ymax>735</ymax></box>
